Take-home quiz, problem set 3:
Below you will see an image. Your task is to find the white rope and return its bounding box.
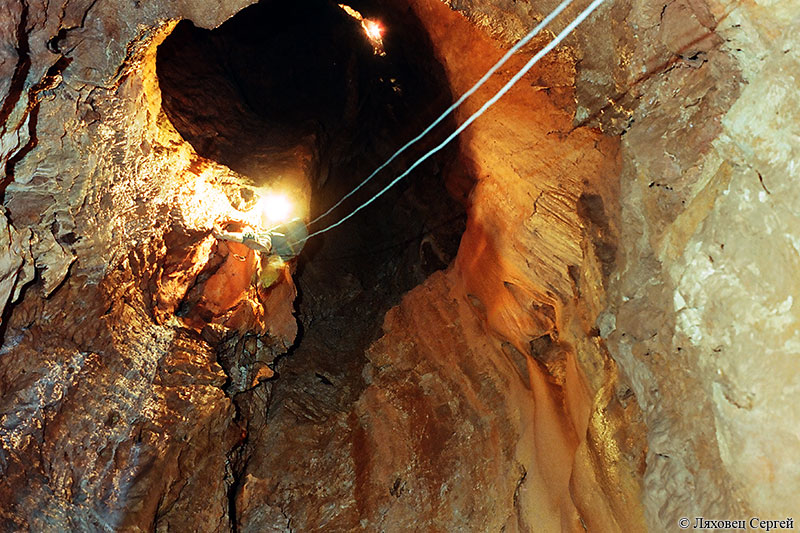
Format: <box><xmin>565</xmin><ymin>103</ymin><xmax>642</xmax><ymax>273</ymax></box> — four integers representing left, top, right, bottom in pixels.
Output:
<box><xmin>299</xmin><ymin>0</ymin><xmax>608</xmax><ymax>245</ymax></box>
<box><xmin>309</xmin><ymin>0</ymin><xmax>576</xmax><ymax>226</ymax></box>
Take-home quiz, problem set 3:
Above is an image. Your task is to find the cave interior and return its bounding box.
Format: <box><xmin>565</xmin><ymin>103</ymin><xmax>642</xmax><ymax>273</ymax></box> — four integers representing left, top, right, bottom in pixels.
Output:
<box><xmin>0</xmin><ymin>0</ymin><xmax>796</xmax><ymax>530</ymax></box>
<box><xmin>156</xmin><ymin>0</ymin><xmax>470</xmax><ymax>449</ymax></box>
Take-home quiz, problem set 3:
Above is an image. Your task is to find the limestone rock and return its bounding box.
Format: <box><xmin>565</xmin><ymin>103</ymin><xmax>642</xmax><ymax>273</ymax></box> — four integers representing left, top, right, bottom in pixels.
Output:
<box><xmin>575</xmin><ymin>0</ymin><xmax>800</xmax><ymax>525</ymax></box>
<box><xmin>0</xmin><ymin>0</ymin><xmax>796</xmax><ymax>530</ymax></box>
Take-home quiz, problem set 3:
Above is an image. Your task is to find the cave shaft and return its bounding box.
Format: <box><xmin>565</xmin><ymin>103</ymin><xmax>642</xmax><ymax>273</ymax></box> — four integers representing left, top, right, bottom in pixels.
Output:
<box><xmin>0</xmin><ymin>0</ymin><xmax>798</xmax><ymax>530</ymax></box>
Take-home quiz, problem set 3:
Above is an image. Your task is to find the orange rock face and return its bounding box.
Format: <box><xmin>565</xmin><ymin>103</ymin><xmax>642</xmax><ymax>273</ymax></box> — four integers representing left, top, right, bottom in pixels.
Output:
<box><xmin>1</xmin><ymin>0</ymin><xmax>795</xmax><ymax>529</ymax></box>
<box><xmin>198</xmin><ymin>241</ymin><xmax>257</xmax><ymax>316</ymax></box>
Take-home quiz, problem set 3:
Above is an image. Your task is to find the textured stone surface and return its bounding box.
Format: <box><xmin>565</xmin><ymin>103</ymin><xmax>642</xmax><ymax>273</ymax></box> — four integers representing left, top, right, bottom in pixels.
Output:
<box><xmin>0</xmin><ymin>0</ymin><xmax>289</xmax><ymax>530</ymax></box>
<box><xmin>410</xmin><ymin>0</ymin><xmax>649</xmax><ymax>529</ymax></box>
<box><xmin>573</xmin><ymin>0</ymin><xmax>800</xmax><ymax>527</ymax></box>
<box><xmin>1</xmin><ymin>0</ymin><xmax>796</xmax><ymax>530</ymax></box>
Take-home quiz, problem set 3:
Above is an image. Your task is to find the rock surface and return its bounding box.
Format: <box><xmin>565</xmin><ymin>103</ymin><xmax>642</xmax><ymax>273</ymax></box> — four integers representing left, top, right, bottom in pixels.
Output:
<box><xmin>0</xmin><ymin>1</ymin><xmax>278</xmax><ymax>529</ymax></box>
<box><xmin>573</xmin><ymin>0</ymin><xmax>800</xmax><ymax>525</ymax></box>
<box><xmin>0</xmin><ymin>0</ymin><xmax>797</xmax><ymax>530</ymax></box>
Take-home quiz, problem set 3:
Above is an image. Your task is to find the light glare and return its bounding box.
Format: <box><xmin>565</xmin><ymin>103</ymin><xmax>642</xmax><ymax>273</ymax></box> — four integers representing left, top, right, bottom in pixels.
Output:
<box><xmin>256</xmin><ymin>193</ymin><xmax>293</xmax><ymax>224</ymax></box>
<box><xmin>363</xmin><ymin>19</ymin><xmax>383</xmax><ymax>41</ymax></box>
<box><xmin>338</xmin><ymin>3</ymin><xmax>386</xmax><ymax>56</ymax></box>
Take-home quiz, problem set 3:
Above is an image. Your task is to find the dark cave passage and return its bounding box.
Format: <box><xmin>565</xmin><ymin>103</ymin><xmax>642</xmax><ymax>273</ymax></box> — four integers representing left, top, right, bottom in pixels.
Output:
<box><xmin>157</xmin><ymin>0</ymin><xmax>469</xmax><ymax>289</ymax></box>
<box><xmin>157</xmin><ymin>0</ymin><xmax>472</xmax><ymax>328</ymax></box>
<box><xmin>156</xmin><ymin>0</ymin><xmax>470</xmax><ymax>355</ymax></box>
<box><xmin>157</xmin><ymin>0</ymin><xmax>469</xmax><ymax>216</ymax></box>
<box><xmin>156</xmin><ymin>0</ymin><xmax>471</xmax><ymax>521</ymax></box>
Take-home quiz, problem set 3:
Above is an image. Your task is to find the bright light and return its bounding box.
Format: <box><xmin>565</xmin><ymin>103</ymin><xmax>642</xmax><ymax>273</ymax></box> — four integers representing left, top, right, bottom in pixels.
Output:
<box><xmin>255</xmin><ymin>193</ymin><xmax>293</xmax><ymax>225</ymax></box>
<box><xmin>338</xmin><ymin>4</ymin><xmax>386</xmax><ymax>56</ymax></box>
<box><xmin>339</xmin><ymin>4</ymin><xmax>361</xmax><ymax>19</ymax></box>
<box><xmin>363</xmin><ymin>19</ymin><xmax>383</xmax><ymax>41</ymax></box>
<box><xmin>361</xmin><ymin>19</ymin><xmax>386</xmax><ymax>56</ymax></box>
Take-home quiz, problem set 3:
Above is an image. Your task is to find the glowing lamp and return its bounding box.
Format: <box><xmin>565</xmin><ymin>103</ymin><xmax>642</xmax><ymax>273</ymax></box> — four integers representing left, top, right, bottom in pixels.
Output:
<box><xmin>255</xmin><ymin>193</ymin><xmax>293</xmax><ymax>225</ymax></box>
<box><xmin>363</xmin><ymin>19</ymin><xmax>383</xmax><ymax>41</ymax></box>
<box><xmin>338</xmin><ymin>4</ymin><xmax>386</xmax><ymax>56</ymax></box>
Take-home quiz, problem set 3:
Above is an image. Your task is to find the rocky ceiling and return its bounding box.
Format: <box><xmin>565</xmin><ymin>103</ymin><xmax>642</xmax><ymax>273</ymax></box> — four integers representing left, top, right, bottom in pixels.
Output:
<box><xmin>0</xmin><ymin>0</ymin><xmax>797</xmax><ymax>531</ymax></box>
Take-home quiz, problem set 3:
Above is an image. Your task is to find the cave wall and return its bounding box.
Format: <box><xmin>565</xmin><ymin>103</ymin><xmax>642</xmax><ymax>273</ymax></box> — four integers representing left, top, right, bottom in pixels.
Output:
<box><xmin>0</xmin><ymin>1</ymin><xmax>273</xmax><ymax>529</ymax></box>
<box><xmin>396</xmin><ymin>0</ymin><xmax>648</xmax><ymax>529</ymax></box>
<box><xmin>601</xmin><ymin>0</ymin><xmax>800</xmax><ymax>524</ymax></box>
<box><xmin>0</xmin><ymin>0</ymin><xmax>797</xmax><ymax>531</ymax></box>
<box><xmin>441</xmin><ymin>0</ymin><xmax>800</xmax><ymax>525</ymax></box>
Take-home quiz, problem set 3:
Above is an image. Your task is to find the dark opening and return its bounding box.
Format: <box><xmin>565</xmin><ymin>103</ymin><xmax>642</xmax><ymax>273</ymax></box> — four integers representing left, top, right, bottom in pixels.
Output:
<box><xmin>156</xmin><ymin>0</ymin><xmax>471</xmax><ymax>505</ymax></box>
<box><xmin>157</xmin><ymin>0</ymin><xmax>468</xmax><ymax>289</ymax></box>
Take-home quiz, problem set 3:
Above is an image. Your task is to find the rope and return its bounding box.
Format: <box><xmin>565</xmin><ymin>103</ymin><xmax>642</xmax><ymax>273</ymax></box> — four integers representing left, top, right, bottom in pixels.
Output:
<box><xmin>297</xmin><ymin>0</ymin><xmax>608</xmax><ymax>246</ymax></box>
<box><xmin>309</xmin><ymin>0</ymin><xmax>576</xmax><ymax>226</ymax></box>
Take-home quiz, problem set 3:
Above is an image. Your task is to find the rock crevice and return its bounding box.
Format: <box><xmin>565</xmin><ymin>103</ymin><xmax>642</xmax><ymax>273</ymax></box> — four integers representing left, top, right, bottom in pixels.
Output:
<box><xmin>0</xmin><ymin>0</ymin><xmax>797</xmax><ymax>530</ymax></box>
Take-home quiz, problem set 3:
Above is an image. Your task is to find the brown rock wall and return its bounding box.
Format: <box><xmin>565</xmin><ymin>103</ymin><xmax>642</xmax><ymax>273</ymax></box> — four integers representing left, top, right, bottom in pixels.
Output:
<box><xmin>0</xmin><ymin>1</ymin><xmax>303</xmax><ymax>530</ymax></box>
<box><xmin>409</xmin><ymin>0</ymin><xmax>648</xmax><ymax>529</ymax></box>
<box><xmin>1</xmin><ymin>0</ymin><xmax>795</xmax><ymax>530</ymax></box>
